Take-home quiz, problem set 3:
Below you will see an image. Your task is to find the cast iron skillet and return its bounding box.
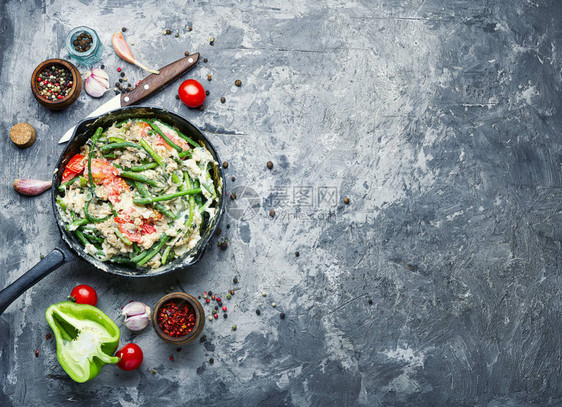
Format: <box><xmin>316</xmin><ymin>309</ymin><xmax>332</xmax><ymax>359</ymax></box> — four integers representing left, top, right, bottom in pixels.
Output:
<box><xmin>0</xmin><ymin>106</ymin><xmax>225</xmax><ymax>315</ymax></box>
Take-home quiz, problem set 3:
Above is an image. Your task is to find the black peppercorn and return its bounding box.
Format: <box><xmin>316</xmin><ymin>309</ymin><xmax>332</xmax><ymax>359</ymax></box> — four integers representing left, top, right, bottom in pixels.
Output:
<box><xmin>205</xmin><ymin>90</ymin><xmax>210</xmax><ymax>96</ymax></box>
<box><xmin>220</xmin><ymin>97</ymin><xmax>226</xmax><ymax>103</ymax></box>
<box><xmin>122</xmin><ymin>27</ymin><xmax>127</xmax><ymax>32</ymax></box>
<box><xmin>280</xmin><ymin>313</ymin><xmax>285</xmax><ymax>319</ymax></box>
<box><xmin>269</xmin><ymin>210</ymin><xmax>275</xmax><ymax>217</ymax></box>
<box><xmin>220</xmin><ymin>241</ymin><xmax>228</xmax><ymax>250</ymax></box>
<box><xmin>267</xmin><ymin>161</ymin><xmax>274</xmax><ymax>169</ymax></box>
<box><xmin>222</xmin><ymin>161</ymin><xmax>229</xmax><ymax>169</ymax></box>
<box><xmin>256</xmin><ymin>309</ymin><xmax>261</xmax><ymax>316</ymax></box>
<box><xmin>209</xmin><ymin>358</ymin><xmax>214</xmax><ymax>364</ymax></box>
<box><xmin>295</xmin><ymin>251</ymin><xmax>300</xmax><ymax>257</ymax></box>
<box><xmin>203</xmin><ymin>58</ymin><xmax>208</xmax><ymax>63</ymax></box>
<box><xmin>235</xmin><ymin>79</ymin><xmax>242</xmax><ymax>87</ymax></box>
<box><xmin>233</xmin><ymin>277</ymin><xmax>238</xmax><ymax>284</ymax></box>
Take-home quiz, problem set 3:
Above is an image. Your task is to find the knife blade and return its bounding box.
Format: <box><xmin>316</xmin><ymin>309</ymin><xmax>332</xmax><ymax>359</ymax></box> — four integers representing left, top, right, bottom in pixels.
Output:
<box><xmin>58</xmin><ymin>53</ymin><xmax>200</xmax><ymax>143</ymax></box>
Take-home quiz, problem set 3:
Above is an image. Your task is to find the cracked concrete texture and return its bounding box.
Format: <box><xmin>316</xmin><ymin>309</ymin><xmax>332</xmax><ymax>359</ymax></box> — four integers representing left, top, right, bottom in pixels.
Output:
<box><xmin>2</xmin><ymin>0</ymin><xmax>562</xmax><ymax>405</ymax></box>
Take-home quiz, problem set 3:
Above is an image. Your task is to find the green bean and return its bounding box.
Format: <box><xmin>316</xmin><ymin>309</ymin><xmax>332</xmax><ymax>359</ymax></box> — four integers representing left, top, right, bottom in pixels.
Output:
<box><xmin>84</xmin><ymin>199</ymin><xmax>112</xmax><ymax>223</ymax></box>
<box><xmin>79</xmin><ymin>176</ymin><xmax>88</xmax><ymax>187</ymax></box>
<box><xmin>82</xmin><ymin>231</ymin><xmax>104</xmax><ymax>244</ymax></box>
<box><xmin>131</xmin><ymin>247</ymin><xmax>150</xmax><ymax>263</ymax></box>
<box><xmin>139</xmin><ymin>138</ymin><xmax>164</xmax><ymax>167</ymax></box>
<box><xmin>108</xmin><ymin>201</ymin><xmax>119</xmax><ymax>217</ymax></box>
<box><xmin>109</xmin><ymin>137</ymin><xmax>125</xmax><ymax>143</ymax></box>
<box><xmin>100</xmin><ymin>142</ymin><xmax>141</xmax><ymax>153</ymax></box>
<box><xmin>109</xmin><ymin>256</ymin><xmax>136</xmax><ymax>266</ymax></box>
<box><xmin>144</xmin><ymin>121</ymin><xmax>182</xmax><ymax>153</ymax></box>
<box><xmin>103</xmin><ymin>153</ymin><xmax>116</xmax><ymax>159</ymax></box>
<box><xmin>58</xmin><ymin>176</ymin><xmax>78</xmax><ymax>191</ymax></box>
<box><xmin>132</xmin><ymin>243</ymin><xmax>141</xmax><ymax>255</ymax></box>
<box><xmin>114</xmin><ymin>227</ymin><xmax>132</xmax><ymax>245</ymax></box>
<box><xmin>67</xmin><ymin>218</ymin><xmax>89</xmax><ymax>231</ymax></box>
<box><xmin>133</xmin><ymin>188</ymin><xmax>202</xmax><ymax>205</ymax></box>
<box><xmin>136</xmin><ymin>234</ymin><xmax>170</xmax><ymax>267</ymax></box>
<box><xmin>56</xmin><ymin>196</ymin><xmax>67</xmax><ymax>211</ymax></box>
<box><xmin>126</xmin><ymin>162</ymin><xmax>159</xmax><ymax>172</ymax></box>
<box><xmin>184</xmin><ymin>172</ymin><xmax>195</xmax><ymax>232</ymax></box>
<box><xmin>115</xmin><ymin>119</ymin><xmax>130</xmax><ymax>128</ymax></box>
<box><xmin>161</xmin><ymin>245</ymin><xmax>172</xmax><ymax>265</ymax></box>
<box><xmin>175</xmin><ymin>129</ymin><xmax>201</xmax><ymax>148</ymax></box>
<box><xmin>135</xmin><ymin>182</ymin><xmax>176</xmax><ymax>220</ymax></box>
<box><xmin>88</xmin><ymin>127</ymin><xmax>103</xmax><ymax>196</ymax></box>
<box><xmin>74</xmin><ymin>229</ymin><xmax>90</xmax><ymax>247</ymax></box>
<box><xmin>178</xmin><ymin>150</ymin><xmax>192</xmax><ymax>159</ymax></box>
<box><xmin>120</xmin><ymin>171</ymin><xmax>159</xmax><ymax>187</ymax></box>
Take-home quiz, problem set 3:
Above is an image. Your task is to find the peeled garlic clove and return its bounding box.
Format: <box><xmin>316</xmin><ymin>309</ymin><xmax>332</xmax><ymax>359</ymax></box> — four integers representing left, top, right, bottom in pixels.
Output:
<box><xmin>13</xmin><ymin>179</ymin><xmax>52</xmax><ymax>196</ymax></box>
<box><xmin>122</xmin><ymin>301</ymin><xmax>151</xmax><ymax>331</ymax></box>
<box><xmin>84</xmin><ymin>69</ymin><xmax>109</xmax><ymax>98</ymax></box>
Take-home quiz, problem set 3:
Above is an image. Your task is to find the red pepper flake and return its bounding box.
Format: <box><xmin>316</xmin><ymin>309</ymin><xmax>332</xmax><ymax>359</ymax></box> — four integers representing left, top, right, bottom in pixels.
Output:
<box><xmin>45</xmin><ymin>333</ymin><xmax>51</xmax><ymax>340</ymax></box>
<box><xmin>158</xmin><ymin>300</ymin><xmax>197</xmax><ymax>338</ymax></box>
<box><xmin>35</xmin><ymin>350</ymin><xmax>39</xmax><ymax>357</ymax></box>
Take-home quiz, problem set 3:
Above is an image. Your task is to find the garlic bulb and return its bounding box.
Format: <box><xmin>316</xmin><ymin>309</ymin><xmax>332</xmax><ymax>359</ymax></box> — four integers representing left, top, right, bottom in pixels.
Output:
<box><xmin>122</xmin><ymin>301</ymin><xmax>151</xmax><ymax>331</ymax></box>
<box><xmin>84</xmin><ymin>68</ymin><xmax>110</xmax><ymax>98</ymax></box>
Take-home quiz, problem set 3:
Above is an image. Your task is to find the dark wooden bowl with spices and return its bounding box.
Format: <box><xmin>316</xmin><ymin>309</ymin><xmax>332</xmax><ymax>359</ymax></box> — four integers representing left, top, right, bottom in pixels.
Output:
<box><xmin>31</xmin><ymin>59</ymin><xmax>82</xmax><ymax>110</ymax></box>
<box><xmin>152</xmin><ymin>292</ymin><xmax>205</xmax><ymax>345</ymax></box>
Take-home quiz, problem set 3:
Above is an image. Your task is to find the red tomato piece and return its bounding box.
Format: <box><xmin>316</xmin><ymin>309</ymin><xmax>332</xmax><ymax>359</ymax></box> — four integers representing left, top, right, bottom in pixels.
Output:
<box><xmin>70</xmin><ymin>284</ymin><xmax>98</xmax><ymax>306</ymax></box>
<box><xmin>118</xmin><ymin>223</ymin><xmax>142</xmax><ymax>243</ymax></box>
<box><xmin>141</xmin><ymin>223</ymin><xmax>156</xmax><ymax>235</ymax></box>
<box><xmin>178</xmin><ymin>79</ymin><xmax>206</xmax><ymax>108</ymax></box>
<box><xmin>61</xmin><ymin>154</ymin><xmax>86</xmax><ymax>183</ymax></box>
<box><xmin>116</xmin><ymin>343</ymin><xmax>143</xmax><ymax>371</ymax></box>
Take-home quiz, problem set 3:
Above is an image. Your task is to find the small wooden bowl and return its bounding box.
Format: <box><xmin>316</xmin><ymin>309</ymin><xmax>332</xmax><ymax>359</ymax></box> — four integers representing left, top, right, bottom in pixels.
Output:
<box><xmin>152</xmin><ymin>292</ymin><xmax>205</xmax><ymax>346</ymax></box>
<box><xmin>31</xmin><ymin>59</ymin><xmax>82</xmax><ymax>110</ymax></box>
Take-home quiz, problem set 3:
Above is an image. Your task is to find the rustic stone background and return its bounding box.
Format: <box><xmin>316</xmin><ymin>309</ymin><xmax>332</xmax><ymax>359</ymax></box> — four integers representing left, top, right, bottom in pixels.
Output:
<box><xmin>2</xmin><ymin>0</ymin><xmax>562</xmax><ymax>405</ymax></box>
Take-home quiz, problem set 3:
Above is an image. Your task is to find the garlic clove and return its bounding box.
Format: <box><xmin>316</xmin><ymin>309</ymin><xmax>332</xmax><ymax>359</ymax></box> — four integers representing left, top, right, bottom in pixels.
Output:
<box><xmin>14</xmin><ymin>179</ymin><xmax>52</xmax><ymax>196</ymax></box>
<box><xmin>122</xmin><ymin>301</ymin><xmax>151</xmax><ymax>331</ymax></box>
<box><xmin>112</xmin><ymin>32</ymin><xmax>160</xmax><ymax>75</ymax></box>
<box><xmin>84</xmin><ymin>68</ymin><xmax>109</xmax><ymax>98</ymax></box>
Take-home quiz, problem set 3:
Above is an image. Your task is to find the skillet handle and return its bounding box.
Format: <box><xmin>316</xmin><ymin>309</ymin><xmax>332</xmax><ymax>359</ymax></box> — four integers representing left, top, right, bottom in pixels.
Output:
<box><xmin>0</xmin><ymin>247</ymin><xmax>73</xmax><ymax>316</ymax></box>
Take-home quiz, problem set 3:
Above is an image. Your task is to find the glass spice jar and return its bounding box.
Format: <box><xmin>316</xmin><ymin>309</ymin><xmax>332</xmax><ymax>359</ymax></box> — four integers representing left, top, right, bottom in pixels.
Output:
<box><xmin>65</xmin><ymin>26</ymin><xmax>103</xmax><ymax>67</ymax></box>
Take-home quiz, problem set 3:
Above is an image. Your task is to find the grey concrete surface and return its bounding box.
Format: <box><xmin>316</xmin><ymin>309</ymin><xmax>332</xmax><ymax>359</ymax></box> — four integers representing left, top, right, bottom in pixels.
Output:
<box><xmin>2</xmin><ymin>0</ymin><xmax>562</xmax><ymax>405</ymax></box>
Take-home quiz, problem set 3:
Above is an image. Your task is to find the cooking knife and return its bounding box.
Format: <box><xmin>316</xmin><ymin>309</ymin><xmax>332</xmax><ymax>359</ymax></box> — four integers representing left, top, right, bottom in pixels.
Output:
<box><xmin>58</xmin><ymin>53</ymin><xmax>200</xmax><ymax>143</ymax></box>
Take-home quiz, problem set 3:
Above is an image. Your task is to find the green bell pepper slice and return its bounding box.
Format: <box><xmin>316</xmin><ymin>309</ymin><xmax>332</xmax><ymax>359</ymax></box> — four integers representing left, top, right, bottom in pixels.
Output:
<box><xmin>45</xmin><ymin>301</ymin><xmax>120</xmax><ymax>383</ymax></box>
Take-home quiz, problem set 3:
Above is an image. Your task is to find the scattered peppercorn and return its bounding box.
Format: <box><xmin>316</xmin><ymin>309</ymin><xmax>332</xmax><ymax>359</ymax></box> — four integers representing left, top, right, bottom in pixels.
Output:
<box><xmin>207</xmin><ymin>74</ymin><xmax>212</xmax><ymax>81</ymax></box>
<box><xmin>217</xmin><ymin>297</ymin><xmax>222</xmax><ymax>302</ymax></box>
<box><xmin>222</xmin><ymin>161</ymin><xmax>229</xmax><ymax>169</ymax></box>
<box><xmin>226</xmin><ymin>293</ymin><xmax>232</xmax><ymax>300</ymax></box>
<box><xmin>208</xmin><ymin>291</ymin><xmax>213</xmax><ymax>296</ymax></box>
<box><xmin>203</xmin><ymin>58</ymin><xmax>208</xmax><ymax>63</ymax></box>
<box><xmin>175</xmin><ymin>33</ymin><xmax>179</xmax><ymax>38</ymax></box>
<box><xmin>267</xmin><ymin>161</ymin><xmax>274</xmax><ymax>169</ymax></box>
<box><xmin>214</xmin><ymin>227</ymin><xmax>222</xmax><ymax>236</ymax></box>
<box><xmin>164</xmin><ymin>29</ymin><xmax>172</xmax><ymax>35</ymax></box>
<box><xmin>368</xmin><ymin>299</ymin><xmax>373</xmax><ymax>305</ymax></box>
<box><xmin>152</xmin><ymin>369</ymin><xmax>157</xmax><ymax>374</ymax></box>
<box><xmin>208</xmin><ymin>316</ymin><xmax>213</xmax><ymax>321</ymax></box>
<box><xmin>280</xmin><ymin>312</ymin><xmax>286</xmax><ymax>319</ymax></box>
<box><xmin>231</xmin><ymin>176</ymin><xmax>236</xmax><ymax>181</ymax></box>
<box><xmin>262</xmin><ymin>292</ymin><xmax>267</xmax><ymax>297</ymax></box>
<box><xmin>169</xmin><ymin>356</ymin><xmax>174</xmax><ymax>361</ymax></box>
<box><xmin>209</xmin><ymin>358</ymin><xmax>214</xmax><ymax>364</ymax></box>
<box><xmin>120</xmin><ymin>72</ymin><xmax>125</xmax><ymax>77</ymax></box>
<box><xmin>124</xmin><ymin>77</ymin><xmax>128</xmax><ymax>82</ymax></box>
<box><xmin>223</xmin><ymin>313</ymin><xmax>228</xmax><ymax>318</ymax></box>
<box><xmin>184</xmin><ymin>51</ymin><xmax>190</xmax><ymax>56</ymax></box>
<box><xmin>227</xmin><ymin>224</ymin><xmax>230</xmax><ymax>229</ymax></box>
<box><xmin>176</xmin><ymin>347</ymin><xmax>182</xmax><ymax>352</ymax></box>
<box><xmin>213</xmin><ymin>313</ymin><xmax>218</xmax><ymax>319</ymax></box>
<box><xmin>269</xmin><ymin>210</ymin><xmax>275</xmax><ymax>217</ymax></box>
<box><xmin>220</xmin><ymin>241</ymin><xmax>228</xmax><ymax>250</ymax></box>
<box><xmin>235</xmin><ymin>80</ymin><xmax>242</xmax><ymax>87</ymax></box>
<box><xmin>199</xmin><ymin>105</ymin><xmax>205</xmax><ymax>111</ymax></box>
<box><xmin>344</xmin><ymin>197</ymin><xmax>350</xmax><ymax>204</ymax></box>
<box><xmin>295</xmin><ymin>251</ymin><xmax>300</xmax><ymax>257</ymax></box>
<box><xmin>198</xmin><ymin>295</ymin><xmax>201</xmax><ymax>299</ymax></box>
<box><xmin>233</xmin><ymin>277</ymin><xmax>238</xmax><ymax>284</ymax></box>
<box><xmin>256</xmin><ymin>309</ymin><xmax>261</xmax><ymax>316</ymax></box>
<box><xmin>35</xmin><ymin>350</ymin><xmax>39</xmax><ymax>357</ymax></box>
<box><xmin>272</xmin><ymin>303</ymin><xmax>276</xmax><ymax>307</ymax></box>
<box><xmin>221</xmin><ymin>97</ymin><xmax>226</xmax><ymax>103</ymax></box>
<box><xmin>117</xmin><ymin>67</ymin><xmax>122</xmax><ymax>72</ymax></box>
<box><xmin>232</xmin><ymin>325</ymin><xmax>237</xmax><ymax>331</ymax></box>
<box><xmin>189</xmin><ymin>26</ymin><xmax>193</xmax><ymax>31</ymax></box>
<box><xmin>230</xmin><ymin>193</ymin><xmax>237</xmax><ymax>200</ymax></box>
<box><xmin>200</xmin><ymin>335</ymin><xmax>207</xmax><ymax>342</ymax></box>
<box><xmin>205</xmin><ymin>90</ymin><xmax>210</xmax><ymax>96</ymax></box>
<box><xmin>45</xmin><ymin>333</ymin><xmax>51</xmax><ymax>340</ymax></box>
<box><xmin>229</xmin><ymin>289</ymin><xmax>235</xmax><ymax>295</ymax></box>
<box><xmin>100</xmin><ymin>64</ymin><xmax>105</xmax><ymax>69</ymax></box>
<box><xmin>121</xmin><ymin>27</ymin><xmax>127</xmax><ymax>32</ymax></box>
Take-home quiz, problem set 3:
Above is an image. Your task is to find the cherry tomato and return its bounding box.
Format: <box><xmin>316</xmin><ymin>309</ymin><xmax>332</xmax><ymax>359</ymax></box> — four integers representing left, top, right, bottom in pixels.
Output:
<box><xmin>69</xmin><ymin>284</ymin><xmax>98</xmax><ymax>306</ymax></box>
<box><xmin>178</xmin><ymin>79</ymin><xmax>206</xmax><ymax>108</ymax></box>
<box><xmin>116</xmin><ymin>343</ymin><xmax>143</xmax><ymax>371</ymax></box>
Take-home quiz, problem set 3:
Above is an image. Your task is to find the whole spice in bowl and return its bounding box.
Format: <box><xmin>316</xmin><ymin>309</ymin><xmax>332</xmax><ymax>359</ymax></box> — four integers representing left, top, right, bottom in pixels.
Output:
<box><xmin>31</xmin><ymin>59</ymin><xmax>82</xmax><ymax>110</ymax></box>
<box><xmin>152</xmin><ymin>293</ymin><xmax>205</xmax><ymax>345</ymax></box>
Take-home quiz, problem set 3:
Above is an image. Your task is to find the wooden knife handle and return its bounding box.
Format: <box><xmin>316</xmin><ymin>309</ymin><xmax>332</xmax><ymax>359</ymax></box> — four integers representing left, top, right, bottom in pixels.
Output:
<box><xmin>120</xmin><ymin>53</ymin><xmax>200</xmax><ymax>107</ymax></box>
